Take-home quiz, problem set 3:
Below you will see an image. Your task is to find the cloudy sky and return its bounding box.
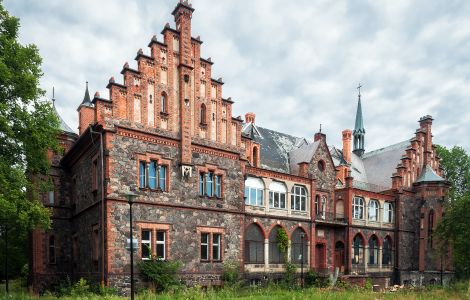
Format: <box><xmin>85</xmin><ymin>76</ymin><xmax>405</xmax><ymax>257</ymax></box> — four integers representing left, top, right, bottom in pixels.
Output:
<box><xmin>4</xmin><ymin>0</ymin><xmax>470</xmax><ymax>152</ymax></box>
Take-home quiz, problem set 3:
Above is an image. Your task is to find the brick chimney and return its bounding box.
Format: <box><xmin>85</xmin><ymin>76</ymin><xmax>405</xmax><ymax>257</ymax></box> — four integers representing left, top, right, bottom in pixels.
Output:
<box><xmin>314</xmin><ymin>132</ymin><xmax>326</xmax><ymax>142</ymax></box>
<box><xmin>245</xmin><ymin>112</ymin><xmax>256</xmax><ymax>124</ymax></box>
<box><xmin>419</xmin><ymin>115</ymin><xmax>433</xmax><ymax>164</ymax></box>
<box><xmin>342</xmin><ymin>129</ymin><xmax>352</xmax><ymax>164</ymax></box>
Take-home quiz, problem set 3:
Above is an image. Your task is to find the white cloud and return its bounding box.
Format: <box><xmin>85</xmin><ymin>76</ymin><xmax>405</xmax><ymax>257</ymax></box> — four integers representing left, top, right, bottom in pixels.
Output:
<box><xmin>4</xmin><ymin>0</ymin><xmax>470</xmax><ymax>152</ymax></box>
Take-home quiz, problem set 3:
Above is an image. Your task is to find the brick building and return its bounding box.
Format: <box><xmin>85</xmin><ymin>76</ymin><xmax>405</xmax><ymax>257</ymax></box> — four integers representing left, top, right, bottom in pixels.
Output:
<box><xmin>31</xmin><ymin>0</ymin><xmax>453</xmax><ymax>293</ymax></box>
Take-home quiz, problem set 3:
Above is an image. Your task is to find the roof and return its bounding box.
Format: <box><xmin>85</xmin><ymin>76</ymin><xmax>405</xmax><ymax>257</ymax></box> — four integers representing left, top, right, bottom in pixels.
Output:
<box><xmin>243</xmin><ymin>123</ymin><xmax>306</xmax><ymax>173</ymax></box>
<box><xmin>329</xmin><ymin>146</ymin><xmax>368</xmax><ymax>183</ymax></box>
<box><xmin>79</xmin><ymin>82</ymin><xmax>93</xmax><ymax>108</ymax></box>
<box><xmin>289</xmin><ymin>141</ymin><xmax>319</xmax><ymax>174</ymax></box>
<box><xmin>415</xmin><ymin>164</ymin><xmax>446</xmax><ymax>183</ymax></box>
<box><xmin>53</xmin><ymin>101</ymin><xmax>75</xmax><ymax>134</ymax></box>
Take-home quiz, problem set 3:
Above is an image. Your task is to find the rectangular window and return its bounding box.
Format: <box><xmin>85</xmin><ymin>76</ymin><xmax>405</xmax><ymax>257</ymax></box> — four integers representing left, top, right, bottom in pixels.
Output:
<box><xmin>206</xmin><ymin>173</ymin><xmax>213</xmax><ymax>197</ymax></box>
<box><xmin>215</xmin><ymin>175</ymin><xmax>221</xmax><ymax>197</ymax></box>
<box><xmin>139</xmin><ymin>161</ymin><xmax>146</xmax><ymax>188</ymax></box>
<box><xmin>212</xmin><ymin>234</ymin><xmax>221</xmax><ymax>261</ymax></box>
<box><xmin>269</xmin><ymin>191</ymin><xmax>286</xmax><ymax>209</ymax></box>
<box><xmin>148</xmin><ymin>161</ymin><xmax>157</xmax><ymax>190</ymax></box>
<box><xmin>159</xmin><ymin>166</ymin><xmax>167</xmax><ymax>191</ymax></box>
<box><xmin>141</xmin><ymin>230</ymin><xmax>151</xmax><ymax>260</ymax></box>
<box><xmin>200</xmin><ymin>172</ymin><xmax>222</xmax><ymax>198</ymax></box>
<box><xmin>156</xmin><ymin>231</ymin><xmax>165</xmax><ymax>259</ymax></box>
<box><xmin>199</xmin><ymin>173</ymin><xmax>205</xmax><ymax>195</ymax></box>
<box><xmin>201</xmin><ymin>233</ymin><xmax>209</xmax><ymax>260</ymax></box>
<box><xmin>48</xmin><ymin>190</ymin><xmax>54</xmax><ymax>205</ymax></box>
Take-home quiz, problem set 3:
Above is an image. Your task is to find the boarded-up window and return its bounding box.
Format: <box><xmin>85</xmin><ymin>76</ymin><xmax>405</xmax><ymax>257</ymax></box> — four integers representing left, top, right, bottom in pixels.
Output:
<box><xmin>147</xmin><ymin>85</ymin><xmax>155</xmax><ymax>126</ymax></box>
<box><xmin>134</xmin><ymin>97</ymin><xmax>141</xmax><ymax>123</ymax></box>
<box><xmin>161</xmin><ymin>68</ymin><xmax>168</xmax><ymax>85</ymax></box>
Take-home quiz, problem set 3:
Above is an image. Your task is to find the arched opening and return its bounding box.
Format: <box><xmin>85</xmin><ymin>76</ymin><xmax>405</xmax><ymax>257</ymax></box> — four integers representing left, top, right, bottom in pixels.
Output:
<box><xmin>245</xmin><ymin>224</ymin><xmax>264</xmax><ymax>264</ymax></box>
<box><xmin>291</xmin><ymin>227</ymin><xmax>308</xmax><ymax>265</ymax></box>
<box><xmin>269</xmin><ymin>182</ymin><xmax>287</xmax><ymax>209</ymax></box>
<box><xmin>334</xmin><ymin>241</ymin><xmax>345</xmax><ymax>271</ymax></box>
<box><xmin>368</xmin><ymin>235</ymin><xmax>379</xmax><ymax>266</ymax></box>
<box><xmin>268</xmin><ymin>226</ymin><xmax>285</xmax><ymax>264</ymax></box>
<box><xmin>244</xmin><ymin>177</ymin><xmax>264</xmax><ymax>206</ymax></box>
<box><xmin>382</xmin><ymin>236</ymin><xmax>393</xmax><ymax>266</ymax></box>
<box><xmin>315</xmin><ymin>243</ymin><xmax>326</xmax><ymax>269</ymax></box>
<box><xmin>252</xmin><ymin>146</ymin><xmax>258</xmax><ymax>167</ymax></box>
<box><xmin>352</xmin><ymin>234</ymin><xmax>364</xmax><ymax>266</ymax></box>
<box><xmin>317</xmin><ymin>160</ymin><xmax>325</xmax><ymax>172</ymax></box>
<box><xmin>200</xmin><ymin>103</ymin><xmax>206</xmax><ymax>124</ymax></box>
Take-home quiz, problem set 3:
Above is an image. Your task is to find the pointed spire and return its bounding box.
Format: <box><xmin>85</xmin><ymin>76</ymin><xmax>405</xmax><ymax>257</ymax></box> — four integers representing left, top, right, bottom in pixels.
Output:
<box><xmin>50</xmin><ymin>87</ymin><xmax>75</xmax><ymax>134</ymax></box>
<box><xmin>353</xmin><ymin>83</ymin><xmax>365</xmax><ymax>156</ymax></box>
<box><xmin>80</xmin><ymin>81</ymin><xmax>92</xmax><ymax>107</ymax></box>
<box><xmin>52</xmin><ymin>86</ymin><xmax>56</xmax><ymax>105</ymax></box>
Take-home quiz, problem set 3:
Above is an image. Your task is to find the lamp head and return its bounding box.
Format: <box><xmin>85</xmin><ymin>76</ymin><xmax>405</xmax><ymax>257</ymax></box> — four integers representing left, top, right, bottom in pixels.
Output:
<box><xmin>124</xmin><ymin>189</ymin><xmax>137</xmax><ymax>204</ymax></box>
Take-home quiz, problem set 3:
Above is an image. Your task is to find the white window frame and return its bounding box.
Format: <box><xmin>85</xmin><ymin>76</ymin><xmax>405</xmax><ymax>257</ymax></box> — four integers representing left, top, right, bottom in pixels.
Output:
<box><xmin>291</xmin><ymin>185</ymin><xmax>307</xmax><ymax>212</ymax></box>
<box><xmin>245</xmin><ymin>177</ymin><xmax>264</xmax><ymax>206</ymax></box>
<box><xmin>321</xmin><ymin>196</ymin><xmax>327</xmax><ymax>218</ymax></box>
<box><xmin>212</xmin><ymin>233</ymin><xmax>221</xmax><ymax>261</ymax></box>
<box><xmin>268</xmin><ymin>182</ymin><xmax>287</xmax><ymax>209</ymax></box>
<box><xmin>156</xmin><ymin>230</ymin><xmax>166</xmax><ymax>260</ymax></box>
<box><xmin>141</xmin><ymin>230</ymin><xmax>152</xmax><ymax>260</ymax></box>
<box><xmin>383</xmin><ymin>202</ymin><xmax>394</xmax><ymax>223</ymax></box>
<box><xmin>201</xmin><ymin>233</ymin><xmax>210</xmax><ymax>261</ymax></box>
<box><xmin>352</xmin><ymin>197</ymin><xmax>364</xmax><ymax>219</ymax></box>
<box><xmin>368</xmin><ymin>200</ymin><xmax>379</xmax><ymax>221</ymax></box>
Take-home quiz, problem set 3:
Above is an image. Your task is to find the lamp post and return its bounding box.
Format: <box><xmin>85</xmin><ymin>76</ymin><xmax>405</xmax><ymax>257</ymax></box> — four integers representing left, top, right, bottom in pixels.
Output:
<box><xmin>300</xmin><ymin>232</ymin><xmax>305</xmax><ymax>288</ymax></box>
<box><xmin>3</xmin><ymin>223</ymin><xmax>8</xmax><ymax>294</ymax></box>
<box><xmin>125</xmin><ymin>190</ymin><xmax>137</xmax><ymax>300</ymax></box>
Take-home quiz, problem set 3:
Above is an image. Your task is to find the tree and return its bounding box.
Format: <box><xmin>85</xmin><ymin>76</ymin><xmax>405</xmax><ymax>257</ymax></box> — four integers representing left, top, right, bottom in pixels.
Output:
<box><xmin>0</xmin><ymin>0</ymin><xmax>60</xmax><ymax>279</ymax></box>
<box><xmin>435</xmin><ymin>145</ymin><xmax>470</xmax><ymax>279</ymax></box>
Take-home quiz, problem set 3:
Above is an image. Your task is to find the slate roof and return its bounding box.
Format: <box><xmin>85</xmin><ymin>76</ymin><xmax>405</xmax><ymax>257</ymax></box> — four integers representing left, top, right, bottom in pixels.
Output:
<box><xmin>242</xmin><ymin>123</ymin><xmax>307</xmax><ymax>173</ymax></box>
<box><xmin>53</xmin><ymin>102</ymin><xmax>75</xmax><ymax>134</ymax></box>
<box><xmin>416</xmin><ymin>164</ymin><xmax>446</xmax><ymax>183</ymax></box>
<box><xmin>289</xmin><ymin>141</ymin><xmax>320</xmax><ymax>174</ymax></box>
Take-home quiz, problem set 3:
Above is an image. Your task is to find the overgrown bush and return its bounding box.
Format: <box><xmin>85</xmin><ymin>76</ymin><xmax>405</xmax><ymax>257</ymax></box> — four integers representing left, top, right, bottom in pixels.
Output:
<box><xmin>281</xmin><ymin>262</ymin><xmax>297</xmax><ymax>289</ymax></box>
<box><xmin>364</xmin><ymin>278</ymin><xmax>373</xmax><ymax>291</ymax></box>
<box><xmin>305</xmin><ymin>269</ymin><xmax>318</xmax><ymax>287</ymax></box>
<box><xmin>138</xmin><ymin>259</ymin><xmax>182</xmax><ymax>292</ymax></box>
<box><xmin>222</xmin><ymin>259</ymin><xmax>240</xmax><ymax>285</ymax></box>
<box><xmin>70</xmin><ymin>278</ymin><xmax>91</xmax><ymax>296</ymax></box>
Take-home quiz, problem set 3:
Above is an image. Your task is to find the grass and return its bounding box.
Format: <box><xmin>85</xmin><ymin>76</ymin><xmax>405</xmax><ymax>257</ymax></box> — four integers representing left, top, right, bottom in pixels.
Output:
<box><xmin>1</xmin><ymin>280</ymin><xmax>469</xmax><ymax>300</ymax></box>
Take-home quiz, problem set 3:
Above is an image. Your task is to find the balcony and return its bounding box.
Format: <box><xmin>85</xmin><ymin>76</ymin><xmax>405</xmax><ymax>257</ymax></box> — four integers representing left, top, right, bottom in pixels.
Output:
<box><xmin>314</xmin><ymin>212</ymin><xmax>347</xmax><ymax>225</ymax></box>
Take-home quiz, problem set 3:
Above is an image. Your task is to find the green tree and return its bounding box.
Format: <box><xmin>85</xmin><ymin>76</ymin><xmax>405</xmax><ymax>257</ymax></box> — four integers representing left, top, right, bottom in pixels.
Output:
<box><xmin>435</xmin><ymin>145</ymin><xmax>470</xmax><ymax>279</ymax></box>
<box><xmin>0</xmin><ymin>0</ymin><xmax>60</xmax><ymax>279</ymax></box>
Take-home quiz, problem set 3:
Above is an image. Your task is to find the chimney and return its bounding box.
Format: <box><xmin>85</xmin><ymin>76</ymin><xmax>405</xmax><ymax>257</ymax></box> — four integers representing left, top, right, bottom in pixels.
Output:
<box><xmin>245</xmin><ymin>112</ymin><xmax>256</xmax><ymax>124</ymax></box>
<box><xmin>298</xmin><ymin>162</ymin><xmax>309</xmax><ymax>177</ymax></box>
<box><xmin>314</xmin><ymin>132</ymin><xmax>326</xmax><ymax>142</ymax></box>
<box><xmin>342</xmin><ymin>129</ymin><xmax>352</xmax><ymax>164</ymax></box>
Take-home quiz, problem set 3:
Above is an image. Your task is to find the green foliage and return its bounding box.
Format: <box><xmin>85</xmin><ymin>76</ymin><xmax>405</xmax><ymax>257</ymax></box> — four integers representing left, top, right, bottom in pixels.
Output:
<box><xmin>70</xmin><ymin>278</ymin><xmax>91</xmax><ymax>296</ymax></box>
<box><xmin>364</xmin><ymin>278</ymin><xmax>373</xmax><ymax>291</ymax></box>
<box><xmin>222</xmin><ymin>259</ymin><xmax>240</xmax><ymax>285</ymax></box>
<box><xmin>276</xmin><ymin>228</ymin><xmax>289</xmax><ymax>257</ymax></box>
<box><xmin>305</xmin><ymin>270</ymin><xmax>317</xmax><ymax>287</ymax></box>
<box><xmin>281</xmin><ymin>261</ymin><xmax>297</xmax><ymax>289</ymax></box>
<box><xmin>0</xmin><ymin>0</ymin><xmax>60</xmax><ymax>280</ymax></box>
<box><xmin>436</xmin><ymin>145</ymin><xmax>470</xmax><ymax>200</ymax></box>
<box><xmin>137</xmin><ymin>259</ymin><xmax>183</xmax><ymax>292</ymax></box>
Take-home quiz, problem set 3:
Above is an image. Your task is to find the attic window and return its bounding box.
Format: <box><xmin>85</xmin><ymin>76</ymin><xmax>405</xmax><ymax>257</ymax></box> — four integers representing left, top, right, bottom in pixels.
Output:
<box><xmin>318</xmin><ymin>160</ymin><xmax>325</xmax><ymax>172</ymax></box>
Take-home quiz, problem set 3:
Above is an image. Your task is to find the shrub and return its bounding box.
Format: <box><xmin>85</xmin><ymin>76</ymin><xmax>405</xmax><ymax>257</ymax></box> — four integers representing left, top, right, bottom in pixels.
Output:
<box><xmin>138</xmin><ymin>259</ymin><xmax>183</xmax><ymax>292</ymax></box>
<box><xmin>281</xmin><ymin>262</ymin><xmax>298</xmax><ymax>289</ymax></box>
<box><xmin>70</xmin><ymin>278</ymin><xmax>91</xmax><ymax>296</ymax></box>
<box><xmin>222</xmin><ymin>259</ymin><xmax>240</xmax><ymax>285</ymax></box>
<box><xmin>364</xmin><ymin>278</ymin><xmax>373</xmax><ymax>291</ymax></box>
<box><xmin>305</xmin><ymin>270</ymin><xmax>318</xmax><ymax>287</ymax></box>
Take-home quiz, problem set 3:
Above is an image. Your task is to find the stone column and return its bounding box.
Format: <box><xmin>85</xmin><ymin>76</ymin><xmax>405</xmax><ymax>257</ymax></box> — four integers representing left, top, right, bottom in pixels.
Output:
<box><xmin>378</xmin><ymin>246</ymin><xmax>383</xmax><ymax>271</ymax></box>
<box><xmin>287</xmin><ymin>240</ymin><xmax>292</xmax><ymax>262</ymax></box>
<box><xmin>286</xmin><ymin>191</ymin><xmax>291</xmax><ymax>216</ymax></box>
<box><xmin>364</xmin><ymin>245</ymin><xmax>369</xmax><ymax>273</ymax></box>
<box><xmin>264</xmin><ymin>188</ymin><xmax>269</xmax><ymax>212</ymax></box>
<box><xmin>264</xmin><ymin>239</ymin><xmax>269</xmax><ymax>271</ymax></box>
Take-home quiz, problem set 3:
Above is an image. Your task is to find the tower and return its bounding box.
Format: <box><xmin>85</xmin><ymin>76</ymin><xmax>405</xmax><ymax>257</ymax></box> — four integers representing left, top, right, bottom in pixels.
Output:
<box><xmin>77</xmin><ymin>81</ymin><xmax>94</xmax><ymax>135</ymax></box>
<box><xmin>353</xmin><ymin>84</ymin><xmax>365</xmax><ymax>156</ymax></box>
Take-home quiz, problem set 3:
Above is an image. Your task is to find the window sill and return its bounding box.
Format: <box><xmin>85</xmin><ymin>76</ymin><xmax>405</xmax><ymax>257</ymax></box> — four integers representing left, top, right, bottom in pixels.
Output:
<box><xmin>140</xmin><ymin>187</ymin><xmax>168</xmax><ymax>193</ymax></box>
<box><xmin>269</xmin><ymin>207</ymin><xmax>287</xmax><ymax>210</ymax></box>
<box><xmin>200</xmin><ymin>259</ymin><xmax>223</xmax><ymax>263</ymax></box>
<box><xmin>199</xmin><ymin>123</ymin><xmax>208</xmax><ymax>129</ymax></box>
<box><xmin>199</xmin><ymin>195</ymin><xmax>223</xmax><ymax>200</ymax></box>
<box><xmin>160</xmin><ymin>112</ymin><xmax>169</xmax><ymax>118</ymax></box>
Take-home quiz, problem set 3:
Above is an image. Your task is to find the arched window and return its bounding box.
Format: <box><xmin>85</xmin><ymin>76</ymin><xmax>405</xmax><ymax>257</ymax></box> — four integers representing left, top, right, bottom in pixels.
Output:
<box><xmin>244</xmin><ymin>177</ymin><xmax>264</xmax><ymax>206</ymax></box>
<box><xmin>428</xmin><ymin>209</ymin><xmax>434</xmax><ymax>247</ymax></box>
<box><xmin>315</xmin><ymin>195</ymin><xmax>320</xmax><ymax>216</ymax></box>
<box><xmin>161</xmin><ymin>93</ymin><xmax>167</xmax><ymax>113</ymax></box>
<box><xmin>368</xmin><ymin>200</ymin><xmax>379</xmax><ymax>221</ymax></box>
<box><xmin>291</xmin><ymin>185</ymin><xmax>307</xmax><ymax>211</ymax></box>
<box><xmin>49</xmin><ymin>235</ymin><xmax>56</xmax><ymax>264</ymax></box>
<box><xmin>200</xmin><ymin>103</ymin><xmax>206</xmax><ymax>124</ymax></box>
<box><xmin>252</xmin><ymin>147</ymin><xmax>258</xmax><ymax>167</ymax></box>
<box><xmin>268</xmin><ymin>226</ymin><xmax>285</xmax><ymax>264</ymax></box>
<box><xmin>382</xmin><ymin>236</ymin><xmax>393</xmax><ymax>265</ymax></box>
<box><xmin>245</xmin><ymin>224</ymin><xmax>264</xmax><ymax>264</ymax></box>
<box><xmin>383</xmin><ymin>202</ymin><xmax>394</xmax><ymax>223</ymax></box>
<box><xmin>291</xmin><ymin>227</ymin><xmax>307</xmax><ymax>264</ymax></box>
<box><xmin>352</xmin><ymin>197</ymin><xmax>364</xmax><ymax>219</ymax></box>
<box><xmin>318</xmin><ymin>160</ymin><xmax>325</xmax><ymax>172</ymax></box>
<box><xmin>368</xmin><ymin>235</ymin><xmax>379</xmax><ymax>265</ymax></box>
<box><xmin>269</xmin><ymin>182</ymin><xmax>287</xmax><ymax>209</ymax></box>
<box><xmin>352</xmin><ymin>234</ymin><xmax>364</xmax><ymax>265</ymax></box>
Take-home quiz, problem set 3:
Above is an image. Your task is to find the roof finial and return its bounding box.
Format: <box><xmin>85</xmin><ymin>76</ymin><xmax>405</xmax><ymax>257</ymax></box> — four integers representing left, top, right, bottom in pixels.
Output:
<box><xmin>52</xmin><ymin>86</ymin><xmax>55</xmax><ymax>105</ymax></box>
<box><xmin>319</xmin><ymin>123</ymin><xmax>322</xmax><ymax>133</ymax></box>
<box><xmin>357</xmin><ymin>82</ymin><xmax>362</xmax><ymax>99</ymax></box>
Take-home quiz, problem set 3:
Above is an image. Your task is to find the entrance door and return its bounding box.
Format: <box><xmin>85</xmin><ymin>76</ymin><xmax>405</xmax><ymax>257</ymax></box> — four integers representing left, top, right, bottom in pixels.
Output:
<box><xmin>315</xmin><ymin>244</ymin><xmax>326</xmax><ymax>270</ymax></box>
<box><xmin>334</xmin><ymin>241</ymin><xmax>345</xmax><ymax>272</ymax></box>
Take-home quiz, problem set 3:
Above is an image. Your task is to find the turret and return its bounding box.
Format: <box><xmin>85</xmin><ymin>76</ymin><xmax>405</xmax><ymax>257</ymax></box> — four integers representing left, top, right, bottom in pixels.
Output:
<box><xmin>353</xmin><ymin>84</ymin><xmax>365</xmax><ymax>156</ymax></box>
<box><xmin>77</xmin><ymin>82</ymin><xmax>94</xmax><ymax>135</ymax></box>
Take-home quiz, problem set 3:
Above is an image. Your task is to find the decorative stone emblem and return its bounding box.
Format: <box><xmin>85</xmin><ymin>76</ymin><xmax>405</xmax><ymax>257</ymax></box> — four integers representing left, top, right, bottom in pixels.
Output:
<box><xmin>182</xmin><ymin>165</ymin><xmax>192</xmax><ymax>179</ymax></box>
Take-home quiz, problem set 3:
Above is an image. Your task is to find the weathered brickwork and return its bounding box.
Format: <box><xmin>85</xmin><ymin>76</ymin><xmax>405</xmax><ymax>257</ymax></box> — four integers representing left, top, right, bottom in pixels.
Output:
<box><xmin>31</xmin><ymin>1</ymin><xmax>452</xmax><ymax>294</ymax></box>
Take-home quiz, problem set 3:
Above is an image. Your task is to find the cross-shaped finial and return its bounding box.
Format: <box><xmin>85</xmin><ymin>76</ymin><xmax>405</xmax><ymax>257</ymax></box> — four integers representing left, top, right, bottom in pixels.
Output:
<box><xmin>319</xmin><ymin>123</ymin><xmax>322</xmax><ymax>133</ymax></box>
<box><xmin>357</xmin><ymin>83</ymin><xmax>362</xmax><ymax>97</ymax></box>
<box><xmin>52</xmin><ymin>86</ymin><xmax>55</xmax><ymax>104</ymax></box>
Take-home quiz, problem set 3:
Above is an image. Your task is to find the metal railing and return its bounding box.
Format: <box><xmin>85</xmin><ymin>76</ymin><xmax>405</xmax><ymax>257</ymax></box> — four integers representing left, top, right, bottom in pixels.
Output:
<box><xmin>314</xmin><ymin>212</ymin><xmax>347</xmax><ymax>224</ymax></box>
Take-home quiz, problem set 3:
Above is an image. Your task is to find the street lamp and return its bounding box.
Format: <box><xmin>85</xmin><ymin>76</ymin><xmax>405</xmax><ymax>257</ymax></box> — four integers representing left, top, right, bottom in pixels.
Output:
<box><xmin>125</xmin><ymin>190</ymin><xmax>137</xmax><ymax>300</ymax></box>
<box><xmin>300</xmin><ymin>232</ymin><xmax>305</xmax><ymax>288</ymax></box>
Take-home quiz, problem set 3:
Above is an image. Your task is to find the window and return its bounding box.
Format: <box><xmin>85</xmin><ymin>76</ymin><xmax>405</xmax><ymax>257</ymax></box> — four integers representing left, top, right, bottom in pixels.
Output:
<box><xmin>268</xmin><ymin>226</ymin><xmax>285</xmax><ymax>264</ymax></box>
<box><xmin>382</xmin><ymin>236</ymin><xmax>393</xmax><ymax>265</ymax></box>
<box><xmin>200</xmin><ymin>232</ymin><xmax>222</xmax><ymax>261</ymax></box>
<box><xmin>383</xmin><ymin>202</ymin><xmax>394</xmax><ymax>223</ymax></box>
<box><xmin>161</xmin><ymin>93</ymin><xmax>167</xmax><ymax>113</ymax></box>
<box><xmin>269</xmin><ymin>182</ymin><xmax>286</xmax><ymax>209</ymax></box>
<box><xmin>352</xmin><ymin>197</ymin><xmax>364</xmax><ymax>219</ymax></box>
<box><xmin>368</xmin><ymin>200</ymin><xmax>379</xmax><ymax>221</ymax></box>
<box><xmin>321</xmin><ymin>196</ymin><xmax>326</xmax><ymax>218</ymax></box>
<box><xmin>318</xmin><ymin>160</ymin><xmax>325</xmax><ymax>172</ymax></box>
<box><xmin>291</xmin><ymin>185</ymin><xmax>307</xmax><ymax>211</ymax></box>
<box><xmin>291</xmin><ymin>228</ymin><xmax>308</xmax><ymax>264</ymax></box>
<box><xmin>245</xmin><ymin>224</ymin><xmax>264</xmax><ymax>264</ymax></box>
<box><xmin>139</xmin><ymin>161</ymin><xmax>168</xmax><ymax>191</ymax></box>
<box><xmin>156</xmin><ymin>231</ymin><xmax>166</xmax><ymax>259</ymax></box>
<box><xmin>200</xmin><ymin>104</ymin><xmax>207</xmax><ymax>124</ymax></box>
<box><xmin>352</xmin><ymin>234</ymin><xmax>364</xmax><ymax>265</ymax></box>
<box><xmin>48</xmin><ymin>189</ymin><xmax>55</xmax><ymax>205</ymax></box>
<box><xmin>368</xmin><ymin>235</ymin><xmax>379</xmax><ymax>265</ymax></box>
<box><xmin>315</xmin><ymin>195</ymin><xmax>320</xmax><ymax>216</ymax></box>
<box><xmin>199</xmin><ymin>172</ymin><xmax>222</xmax><ymax>198</ymax></box>
<box><xmin>141</xmin><ymin>230</ymin><xmax>151</xmax><ymax>260</ymax></box>
<box><xmin>244</xmin><ymin>177</ymin><xmax>264</xmax><ymax>206</ymax></box>
<box><xmin>49</xmin><ymin>235</ymin><xmax>56</xmax><ymax>264</ymax></box>
<box><xmin>428</xmin><ymin>209</ymin><xmax>434</xmax><ymax>247</ymax></box>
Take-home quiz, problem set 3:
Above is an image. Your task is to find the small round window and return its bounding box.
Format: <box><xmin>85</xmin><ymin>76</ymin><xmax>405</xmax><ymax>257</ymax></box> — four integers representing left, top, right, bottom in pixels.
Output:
<box><xmin>318</xmin><ymin>160</ymin><xmax>325</xmax><ymax>172</ymax></box>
